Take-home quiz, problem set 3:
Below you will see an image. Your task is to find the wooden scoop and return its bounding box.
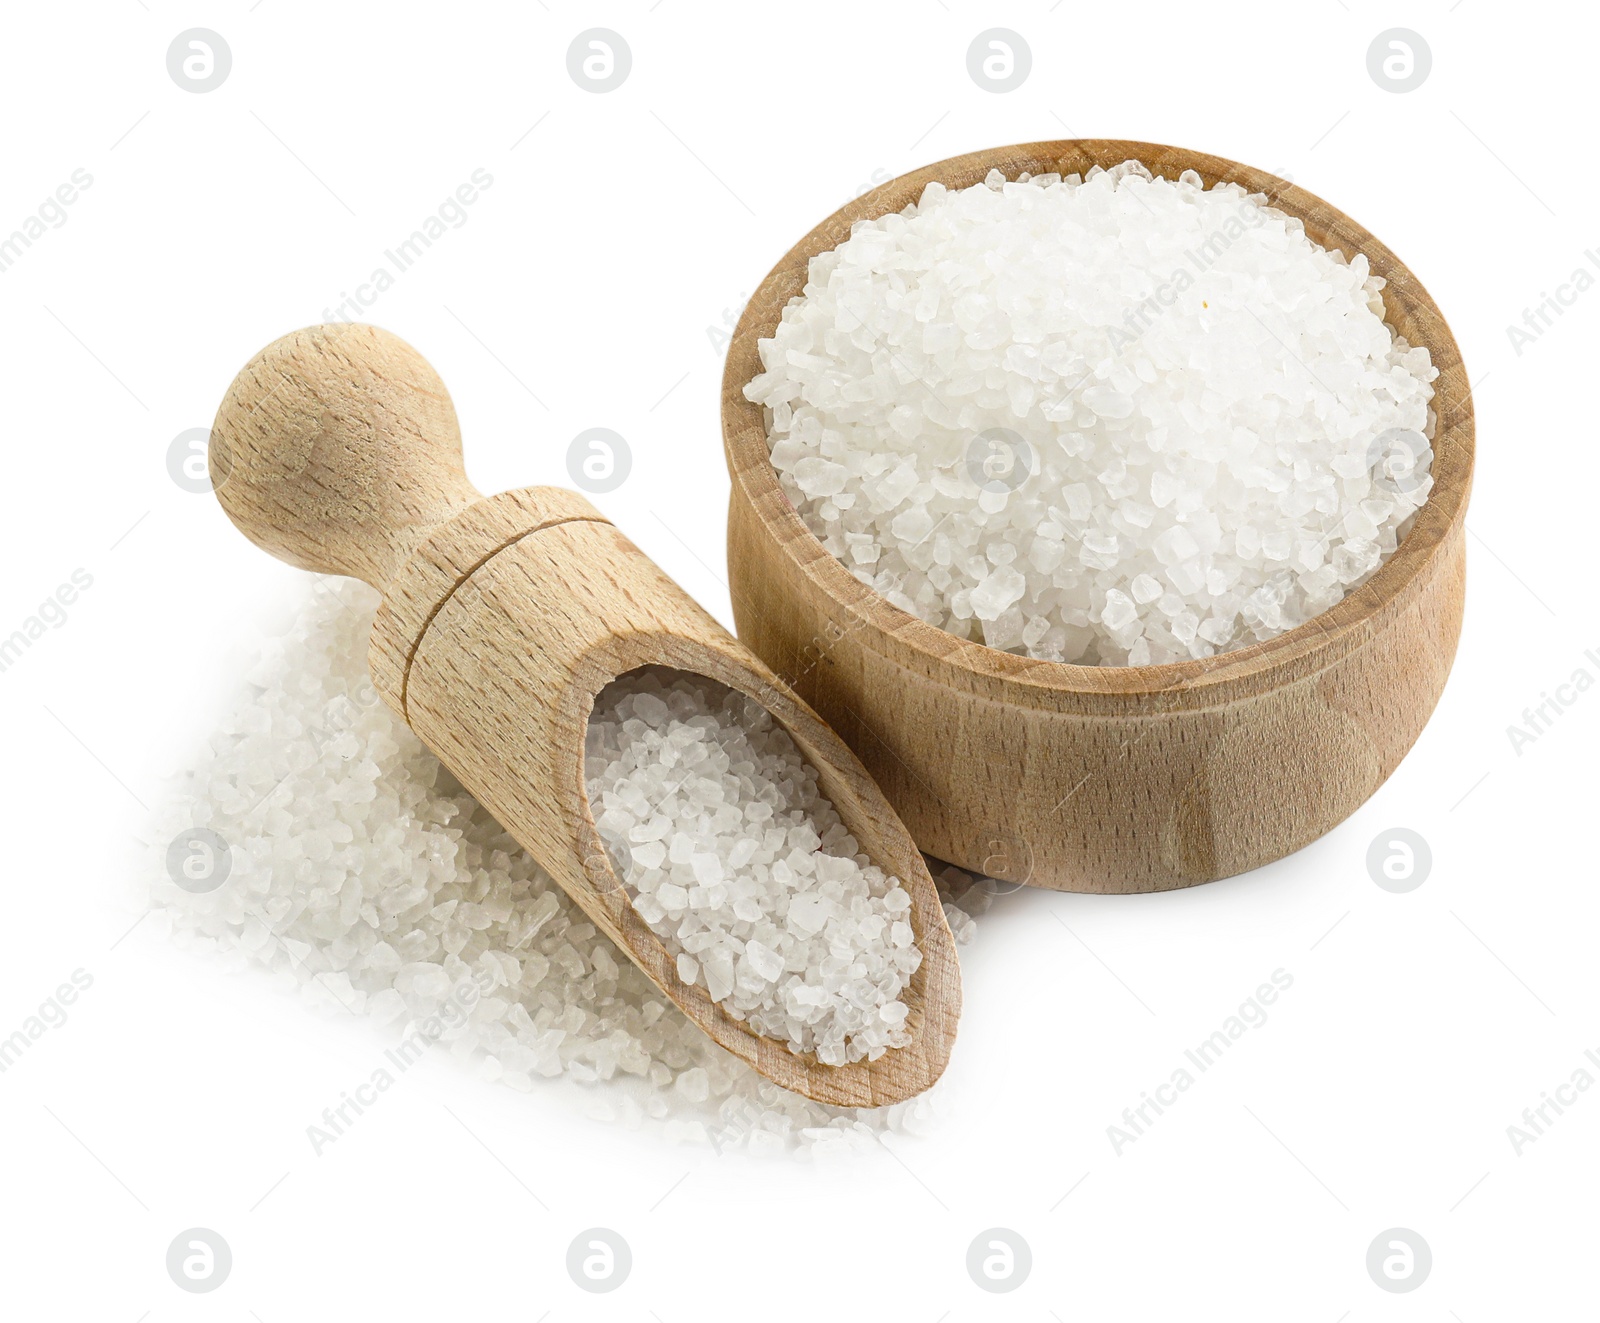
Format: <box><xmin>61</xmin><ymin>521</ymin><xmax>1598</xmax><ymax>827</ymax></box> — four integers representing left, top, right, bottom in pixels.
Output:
<box><xmin>208</xmin><ymin>323</ymin><xmax>960</xmax><ymax>1106</ymax></box>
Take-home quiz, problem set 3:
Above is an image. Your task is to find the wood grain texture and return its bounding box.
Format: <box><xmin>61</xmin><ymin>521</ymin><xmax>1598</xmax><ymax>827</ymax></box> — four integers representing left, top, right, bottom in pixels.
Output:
<box><xmin>212</xmin><ymin>324</ymin><xmax>961</xmax><ymax>1106</ymax></box>
<box><xmin>721</xmin><ymin>139</ymin><xmax>1474</xmax><ymax>894</ymax></box>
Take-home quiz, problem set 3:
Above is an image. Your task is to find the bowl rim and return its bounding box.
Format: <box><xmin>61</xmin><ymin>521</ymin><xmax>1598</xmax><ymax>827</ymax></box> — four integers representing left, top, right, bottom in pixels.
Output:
<box><xmin>721</xmin><ymin>138</ymin><xmax>1474</xmax><ymax>708</ymax></box>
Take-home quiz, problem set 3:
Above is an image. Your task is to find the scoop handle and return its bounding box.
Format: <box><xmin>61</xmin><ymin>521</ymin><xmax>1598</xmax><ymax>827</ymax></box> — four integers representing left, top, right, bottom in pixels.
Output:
<box><xmin>209</xmin><ymin>323</ymin><xmax>481</xmax><ymax>590</ymax></box>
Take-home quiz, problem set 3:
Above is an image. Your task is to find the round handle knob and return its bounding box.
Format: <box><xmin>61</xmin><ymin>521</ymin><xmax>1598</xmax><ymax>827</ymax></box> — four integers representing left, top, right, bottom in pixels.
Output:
<box><xmin>209</xmin><ymin>323</ymin><xmax>481</xmax><ymax>589</ymax></box>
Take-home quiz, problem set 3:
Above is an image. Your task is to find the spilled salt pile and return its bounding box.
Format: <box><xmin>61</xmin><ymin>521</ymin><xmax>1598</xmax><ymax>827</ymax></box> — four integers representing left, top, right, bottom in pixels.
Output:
<box><xmin>585</xmin><ymin>669</ymin><xmax>920</xmax><ymax>1066</ymax></box>
<box><xmin>146</xmin><ymin>580</ymin><xmax>985</xmax><ymax>1154</ymax></box>
<box><xmin>745</xmin><ymin>161</ymin><xmax>1438</xmax><ymax>665</ymax></box>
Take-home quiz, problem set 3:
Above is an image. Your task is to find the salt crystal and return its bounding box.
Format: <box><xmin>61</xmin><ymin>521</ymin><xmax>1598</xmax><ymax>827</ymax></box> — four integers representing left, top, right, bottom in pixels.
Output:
<box><xmin>788</xmin><ymin>892</ymin><xmax>830</xmax><ymax>937</ymax></box>
<box><xmin>674</xmin><ymin>1067</ymin><xmax>711</xmax><ymax>1103</ymax></box>
<box><xmin>970</xmin><ymin>567</ymin><xmax>1027</xmax><ymax>621</ymax></box>
<box><xmin>744</xmin><ymin>940</ymin><xmax>784</xmax><ymax>983</ymax></box>
<box><xmin>704</xmin><ymin>950</ymin><xmax>736</xmax><ymax>1001</ymax></box>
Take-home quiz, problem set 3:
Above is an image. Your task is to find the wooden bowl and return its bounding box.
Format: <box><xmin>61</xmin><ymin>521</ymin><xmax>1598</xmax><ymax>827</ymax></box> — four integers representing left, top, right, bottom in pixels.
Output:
<box><xmin>721</xmin><ymin>139</ymin><xmax>1473</xmax><ymax>894</ymax></box>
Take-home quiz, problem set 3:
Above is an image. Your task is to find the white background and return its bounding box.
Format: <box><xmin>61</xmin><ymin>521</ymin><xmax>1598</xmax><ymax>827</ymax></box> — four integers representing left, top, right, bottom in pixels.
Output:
<box><xmin>1</xmin><ymin>1</ymin><xmax>1594</xmax><ymax>1318</ymax></box>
